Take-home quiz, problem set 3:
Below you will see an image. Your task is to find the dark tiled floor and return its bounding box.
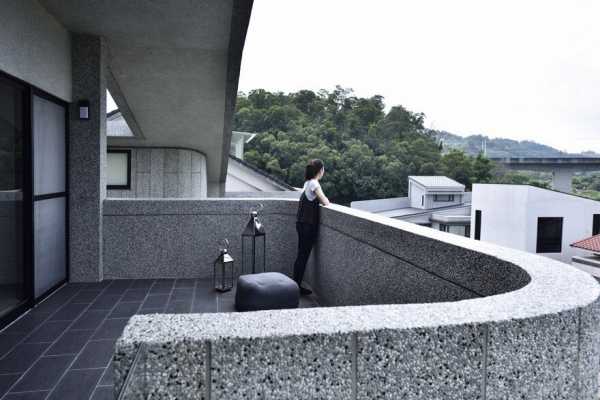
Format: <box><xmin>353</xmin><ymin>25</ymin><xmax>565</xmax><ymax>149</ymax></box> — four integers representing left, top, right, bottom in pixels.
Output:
<box><xmin>0</xmin><ymin>279</ymin><xmax>318</xmax><ymax>400</ymax></box>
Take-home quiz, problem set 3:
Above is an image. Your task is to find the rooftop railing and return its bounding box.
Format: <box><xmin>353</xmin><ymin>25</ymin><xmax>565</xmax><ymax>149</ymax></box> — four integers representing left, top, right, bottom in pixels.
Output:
<box><xmin>105</xmin><ymin>198</ymin><xmax>600</xmax><ymax>399</ymax></box>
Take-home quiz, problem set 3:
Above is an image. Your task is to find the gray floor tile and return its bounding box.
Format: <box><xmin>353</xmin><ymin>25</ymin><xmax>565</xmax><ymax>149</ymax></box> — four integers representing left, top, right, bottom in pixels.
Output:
<box><xmin>0</xmin><ymin>343</ymin><xmax>49</xmax><ymax>374</ymax></box>
<box><xmin>11</xmin><ymin>355</ymin><xmax>74</xmax><ymax>392</ymax></box>
<box><xmin>49</xmin><ymin>303</ymin><xmax>87</xmax><ymax>321</ymax></box>
<box><xmin>166</xmin><ymin>301</ymin><xmax>192</xmax><ymax>313</ymax></box>
<box><xmin>108</xmin><ymin>302</ymin><xmax>141</xmax><ymax>319</ymax></box>
<box><xmin>121</xmin><ymin>290</ymin><xmax>147</xmax><ymax>302</ymax></box>
<box><xmin>99</xmin><ymin>364</ymin><xmax>113</xmax><ymax>387</ymax></box>
<box><xmin>89</xmin><ymin>295</ymin><xmax>121</xmax><ymax>311</ymax></box>
<box><xmin>174</xmin><ymin>279</ymin><xmax>195</xmax><ymax>288</ymax></box>
<box><xmin>25</xmin><ymin>321</ymin><xmax>71</xmax><ymax>343</ymax></box>
<box><xmin>46</xmin><ymin>330</ymin><xmax>94</xmax><ymax>356</ymax></box>
<box><xmin>170</xmin><ymin>288</ymin><xmax>193</xmax><ymax>302</ymax></box>
<box><xmin>3</xmin><ymin>391</ymin><xmax>50</xmax><ymax>400</ymax></box>
<box><xmin>130</xmin><ymin>280</ymin><xmax>155</xmax><ymax>289</ymax></box>
<box><xmin>72</xmin><ymin>340</ymin><xmax>115</xmax><ymax>369</ymax></box>
<box><xmin>70</xmin><ymin>309</ymin><xmax>110</xmax><ymax>331</ymax></box>
<box><xmin>91</xmin><ymin>386</ymin><xmax>113</xmax><ymax>400</ymax></box>
<box><xmin>3</xmin><ymin>312</ymin><xmax>52</xmax><ymax>335</ymax></box>
<box><xmin>92</xmin><ymin>319</ymin><xmax>128</xmax><ymax>340</ymax></box>
<box><xmin>141</xmin><ymin>294</ymin><xmax>169</xmax><ymax>309</ymax></box>
<box><xmin>69</xmin><ymin>290</ymin><xmax>102</xmax><ymax>304</ymax></box>
<box><xmin>47</xmin><ymin>368</ymin><xmax>103</xmax><ymax>400</ymax></box>
<box><xmin>0</xmin><ymin>333</ymin><xmax>24</xmax><ymax>358</ymax></box>
<box><xmin>0</xmin><ymin>373</ymin><xmax>20</xmax><ymax>397</ymax></box>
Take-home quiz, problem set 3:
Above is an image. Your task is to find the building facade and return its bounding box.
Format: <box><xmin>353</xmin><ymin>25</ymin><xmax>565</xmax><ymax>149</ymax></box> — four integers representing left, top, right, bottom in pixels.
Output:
<box><xmin>471</xmin><ymin>184</ymin><xmax>600</xmax><ymax>263</ymax></box>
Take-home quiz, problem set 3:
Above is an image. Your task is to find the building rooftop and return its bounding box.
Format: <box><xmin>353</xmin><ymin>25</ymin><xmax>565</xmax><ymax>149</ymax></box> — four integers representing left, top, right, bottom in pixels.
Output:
<box><xmin>408</xmin><ymin>176</ymin><xmax>465</xmax><ymax>190</ymax></box>
<box><xmin>571</xmin><ymin>234</ymin><xmax>600</xmax><ymax>253</ymax></box>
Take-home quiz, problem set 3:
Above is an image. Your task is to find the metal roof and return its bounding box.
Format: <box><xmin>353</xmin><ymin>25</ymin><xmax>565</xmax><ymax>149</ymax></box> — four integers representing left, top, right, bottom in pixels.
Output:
<box><xmin>409</xmin><ymin>176</ymin><xmax>465</xmax><ymax>189</ymax></box>
<box><xmin>571</xmin><ymin>234</ymin><xmax>600</xmax><ymax>253</ymax></box>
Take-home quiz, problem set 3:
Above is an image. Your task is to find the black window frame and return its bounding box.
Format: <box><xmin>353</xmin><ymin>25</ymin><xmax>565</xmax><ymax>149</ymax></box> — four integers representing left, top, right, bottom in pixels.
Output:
<box><xmin>593</xmin><ymin>214</ymin><xmax>600</xmax><ymax>236</ymax></box>
<box><xmin>439</xmin><ymin>224</ymin><xmax>450</xmax><ymax>232</ymax></box>
<box><xmin>433</xmin><ymin>194</ymin><xmax>455</xmax><ymax>202</ymax></box>
<box><xmin>536</xmin><ymin>217</ymin><xmax>563</xmax><ymax>254</ymax></box>
<box><xmin>106</xmin><ymin>149</ymin><xmax>131</xmax><ymax>190</ymax></box>
<box><xmin>474</xmin><ymin>210</ymin><xmax>482</xmax><ymax>240</ymax></box>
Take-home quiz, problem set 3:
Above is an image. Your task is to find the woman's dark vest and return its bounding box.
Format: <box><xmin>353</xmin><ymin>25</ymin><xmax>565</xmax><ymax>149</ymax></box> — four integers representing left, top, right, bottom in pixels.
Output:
<box><xmin>296</xmin><ymin>190</ymin><xmax>320</xmax><ymax>225</ymax></box>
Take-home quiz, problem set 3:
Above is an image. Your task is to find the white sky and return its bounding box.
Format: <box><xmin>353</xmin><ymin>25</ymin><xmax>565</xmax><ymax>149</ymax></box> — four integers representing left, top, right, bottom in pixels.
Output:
<box><xmin>238</xmin><ymin>0</ymin><xmax>600</xmax><ymax>153</ymax></box>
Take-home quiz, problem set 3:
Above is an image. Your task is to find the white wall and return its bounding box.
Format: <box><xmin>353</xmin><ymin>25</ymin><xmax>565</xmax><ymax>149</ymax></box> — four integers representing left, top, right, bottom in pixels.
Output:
<box><xmin>107</xmin><ymin>148</ymin><xmax>207</xmax><ymax>198</ymax></box>
<box><xmin>409</xmin><ymin>182</ymin><xmax>426</xmax><ymax>208</ymax></box>
<box><xmin>225</xmin><ymin>158</ymin><xmax>290</xmax><ymax>192</ymax></box>
<box><xmin>472</xmin><ymin>184</ymin><xmax>600</xmax><ymax>263</ymax></box>
<box><xmin>0</xmin><ymin>0</ymin><xmax>71</xmax><ymax>101</ymax></box>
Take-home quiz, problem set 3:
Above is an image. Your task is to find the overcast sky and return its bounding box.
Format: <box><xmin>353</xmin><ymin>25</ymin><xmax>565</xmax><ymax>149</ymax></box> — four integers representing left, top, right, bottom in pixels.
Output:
<box><xmin>238</xmin><ymin>0</ymin><xmax>600</xmax><ymax>153</ymax></box>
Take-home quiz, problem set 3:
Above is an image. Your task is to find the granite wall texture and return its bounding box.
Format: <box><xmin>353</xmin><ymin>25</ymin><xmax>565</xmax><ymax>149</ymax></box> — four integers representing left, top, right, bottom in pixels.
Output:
<box><xmin>107</xmin><ymin>147</ymin><xmax>207</xmax><ymax>199</ymax></box>
<box><xmin>103</xmin><ymin>199</ymin><xmax>298</xmax><ymax>280</ymax></box>
<box><xmin>109</xmin><ymin>199</ymin><xmax>600</xmax><ymax>399</ymax></box>
<box><xmin>69</xmin><ymin>34</ymin><xmax>107</xmax><ymax>282</ymax></box>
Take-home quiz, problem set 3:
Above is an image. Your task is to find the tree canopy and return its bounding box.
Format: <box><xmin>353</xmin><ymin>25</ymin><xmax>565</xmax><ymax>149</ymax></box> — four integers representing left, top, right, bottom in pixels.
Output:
<box><xmin>234</xmin><ymin>88</ymin><xmax>492</xmax><ymax>204</ymax></box>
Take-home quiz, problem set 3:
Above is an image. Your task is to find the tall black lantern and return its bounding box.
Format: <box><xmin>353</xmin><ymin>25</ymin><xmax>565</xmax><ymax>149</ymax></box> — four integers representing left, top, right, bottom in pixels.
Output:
<box><xmin>213</xmin><ymin>239</ymin><xmax>234</xmax><ymax>292</ymax></box>
<box><xmin>241</xmin><ymin>209</ymin><xmax>266</xmax><ymax>274</ymax></box>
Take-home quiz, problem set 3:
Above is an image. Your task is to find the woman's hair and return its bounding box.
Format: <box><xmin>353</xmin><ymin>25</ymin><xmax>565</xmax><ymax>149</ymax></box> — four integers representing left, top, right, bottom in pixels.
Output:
<box><xmin>304</xmin><ymin>159</ymin><xmax>324</xmax><ymax>181</ymax></box>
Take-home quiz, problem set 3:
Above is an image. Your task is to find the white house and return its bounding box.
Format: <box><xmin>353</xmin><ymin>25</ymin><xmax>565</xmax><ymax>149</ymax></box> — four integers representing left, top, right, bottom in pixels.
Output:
<box><xmin>351</xmin><ymin>176</ymin><xmax>471</xmax><ymax>237</ymax></box>
<box><xmin>471</xmin><ymin>184</ymin><xmax>600</xmax><ymax>263</ymax></box>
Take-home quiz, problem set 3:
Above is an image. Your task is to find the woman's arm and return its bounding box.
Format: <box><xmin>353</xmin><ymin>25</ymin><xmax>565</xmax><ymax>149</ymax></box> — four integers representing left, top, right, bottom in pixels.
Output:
<box><xmin>314</xmin><ymin>186</ymin><xmax>330</xmax><ymax>206</ymax></box>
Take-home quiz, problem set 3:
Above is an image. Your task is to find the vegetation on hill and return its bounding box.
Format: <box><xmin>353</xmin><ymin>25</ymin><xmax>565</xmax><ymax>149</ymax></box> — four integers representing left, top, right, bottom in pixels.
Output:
<box><xmin>234</xmin><ymin>88</ymin><xmax>497</xmax><ymax>204</ymax></box>
<box><xmin>434</xmin><ymin>131</ymin><xmax>599</xmax><ymax>158</ymax></box>
<box><xmin>233</xmin><ymin>87</ymin><xmax>599</xmax><ymax>204</ymax></box>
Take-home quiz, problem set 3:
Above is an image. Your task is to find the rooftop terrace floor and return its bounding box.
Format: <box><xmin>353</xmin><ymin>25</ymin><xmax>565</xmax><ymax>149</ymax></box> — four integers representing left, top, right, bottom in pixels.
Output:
<box><xmin>0</xmin><ymin>279</ymin><xmax>318</xmax><ymax>400</ymax></box>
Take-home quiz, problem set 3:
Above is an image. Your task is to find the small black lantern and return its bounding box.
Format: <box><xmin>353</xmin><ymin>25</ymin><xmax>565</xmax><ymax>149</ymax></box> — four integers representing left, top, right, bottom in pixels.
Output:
<box><xmin>213</xmin><ymin>239</ymin><xmax>234</xmax><ymax>292</ymax></box>
<box><xmin>241</xmin><ymin>207</ymin><xmax>266</xmax><ymax>274</ymax></box>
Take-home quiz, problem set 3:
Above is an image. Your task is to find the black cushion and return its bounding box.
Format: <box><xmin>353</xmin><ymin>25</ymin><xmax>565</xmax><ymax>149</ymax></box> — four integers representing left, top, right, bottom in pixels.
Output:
<box><xmin>235</xmin><ymin>272</ymin><xmax>300</xmax><ymax>312</ymax></box>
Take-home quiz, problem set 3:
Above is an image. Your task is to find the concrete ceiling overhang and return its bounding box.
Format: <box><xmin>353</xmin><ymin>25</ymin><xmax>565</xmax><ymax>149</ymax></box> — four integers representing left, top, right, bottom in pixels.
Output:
<box><xmin>39</xmin><ymin>0</ymin><xmax>253</xmax><ymax>184</ymax></box>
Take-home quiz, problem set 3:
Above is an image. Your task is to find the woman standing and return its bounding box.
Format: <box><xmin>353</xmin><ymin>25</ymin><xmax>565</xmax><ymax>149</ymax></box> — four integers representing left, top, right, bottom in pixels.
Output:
<box><xmin>293</xmin><ymin>159</ymin><xmax>330</xmax><ymax>295</ymax></box>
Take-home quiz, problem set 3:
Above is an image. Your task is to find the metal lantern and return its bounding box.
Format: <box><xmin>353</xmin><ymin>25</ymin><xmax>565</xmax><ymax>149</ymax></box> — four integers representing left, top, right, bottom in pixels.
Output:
<box><xmin>241</xmin><ymin>208</ymin><xmax>266</xmax><ymax>274</ymax></box>
<box><xmin>213</xmin><ymin>239</ymin><xmax>235</xmax><ymax>292</ymax></box>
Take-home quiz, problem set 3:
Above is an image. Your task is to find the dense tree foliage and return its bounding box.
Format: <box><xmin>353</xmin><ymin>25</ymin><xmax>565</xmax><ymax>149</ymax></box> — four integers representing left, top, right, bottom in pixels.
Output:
<box><xmin>234</xmin><ymin>88</ymin><xmax>496</xmax><ymax>204</ymax></box>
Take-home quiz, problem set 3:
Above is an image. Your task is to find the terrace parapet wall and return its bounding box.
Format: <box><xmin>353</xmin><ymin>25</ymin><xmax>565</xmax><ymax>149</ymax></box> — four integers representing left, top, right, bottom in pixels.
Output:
<box><xmin>106</xmin><ymin>198</ymin><xmax>600</xmax><ymax>399</ymax></box>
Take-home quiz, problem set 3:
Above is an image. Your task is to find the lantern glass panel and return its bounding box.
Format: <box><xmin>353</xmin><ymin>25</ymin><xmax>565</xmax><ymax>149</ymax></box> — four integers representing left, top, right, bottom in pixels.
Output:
<box><xmin>214</xmin><ymin>252</ymin><xmax>234</xmax><ymax>292</ymax></box>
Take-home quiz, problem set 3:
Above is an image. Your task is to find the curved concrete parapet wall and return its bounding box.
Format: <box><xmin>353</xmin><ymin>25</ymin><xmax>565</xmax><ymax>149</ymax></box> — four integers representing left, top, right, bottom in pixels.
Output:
<box><xmin>111</xmin><ymin>199</ymin><xmax>600</xmax><ymax>399</ymax></box>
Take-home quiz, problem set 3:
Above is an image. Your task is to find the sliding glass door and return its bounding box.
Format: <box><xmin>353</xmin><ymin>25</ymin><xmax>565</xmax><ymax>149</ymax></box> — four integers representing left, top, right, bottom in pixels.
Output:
<box><xmin>0</xmin><ymin>72</ymin><xmax>68</xmax><ymax>329</ymax></box>
<box><xmin>32</xmin><ymin>93</ymin><xmax>67</xmax><ymax>298</ymax></box>
<box><xmin>0</xmin><ymin>75</ymin><xmax>28</xmax><ymax>324</ymax></box>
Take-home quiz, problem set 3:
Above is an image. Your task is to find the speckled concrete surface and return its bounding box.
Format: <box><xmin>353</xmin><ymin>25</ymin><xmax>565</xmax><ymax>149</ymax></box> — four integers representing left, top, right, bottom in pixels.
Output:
<box><xmin>103</xmin><ymin>199</ymin><xmax>297</xmax><ymax>279</ymax></box>
<box><xmin>112</xmin><ymin>199</ymin><xmax>600</xmax><ymax>399</ymax></box>
<box><xmin>357</xmin><ymin>324</ymin><xmax>485</xmax><ymax>399</ymax></box>
<box><xmin>69</xmin><ymin>34</ymin><xmax>107</xmax><ymax>282</ymax></box>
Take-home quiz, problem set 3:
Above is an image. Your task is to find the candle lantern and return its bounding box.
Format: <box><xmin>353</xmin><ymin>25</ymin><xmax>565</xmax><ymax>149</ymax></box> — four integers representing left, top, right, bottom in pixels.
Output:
<box><xmin>213</xmin><ymin>239</ymin><xmax>234</xmax><ymax>292</ymax></box>
<box><xmin>241</xmin><ymin>207</ymin><xmax>266</xmax><ymax>274</ymax></box>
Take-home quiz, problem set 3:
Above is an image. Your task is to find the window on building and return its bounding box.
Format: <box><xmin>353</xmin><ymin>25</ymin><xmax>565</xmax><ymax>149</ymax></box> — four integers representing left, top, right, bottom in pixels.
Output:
<box><xmin>465</xmin><ymin>225</ymin><xmax>471</xmax><ymax>238</ymax></box>
<box><xmin>107</xmin><ymin>149</ymin><xmax>131</xmax><ymax>190</ymax></box>
<box><xmin>421</xmin><ymin>195</ymin><xmax>424</xmax><ymax>206</ymax></box>
<box><xmin>594</xmin><ymin>214</ymin><xmax>600</xmax><ymax>236</ymax></box>
<box><xmin>536</xmin><ymin>217</ymin><xmax>563</xmax><ymax>253</ymax></box>
<box><xmin>474</xmin><ymin>210</ymin><xmax>482</xmax><ymax>240</ymax></box>
<box><xmin>433</xmin><ymin>194</ymin><xmax>455</xmax><ymax>202</ymax></box>
<box><xmin>439</xmin><ymin>224</ymin><xmax>450</xmax><ymax>232</ymax></box>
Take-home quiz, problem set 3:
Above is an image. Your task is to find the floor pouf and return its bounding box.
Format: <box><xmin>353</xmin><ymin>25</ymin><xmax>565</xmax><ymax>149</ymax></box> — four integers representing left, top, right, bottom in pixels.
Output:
<box><xmin>235</xmin><ymin>272</ymin><xmax>300</xmax><ymax>312</ymax></box>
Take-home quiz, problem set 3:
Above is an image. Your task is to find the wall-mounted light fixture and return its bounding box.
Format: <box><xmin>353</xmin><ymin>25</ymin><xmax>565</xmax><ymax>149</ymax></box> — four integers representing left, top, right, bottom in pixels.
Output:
<box><xmin>78</xmin><ymin>100</ymin><xmax>90</xmax><ymax>120</ymax></box>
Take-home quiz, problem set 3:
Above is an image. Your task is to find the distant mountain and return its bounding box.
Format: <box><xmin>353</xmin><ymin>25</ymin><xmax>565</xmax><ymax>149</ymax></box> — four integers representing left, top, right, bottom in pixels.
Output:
<box><xmin>433</xmin><ymin>131</ymin><xmax>599</xmax><ymax>158</ymax></box>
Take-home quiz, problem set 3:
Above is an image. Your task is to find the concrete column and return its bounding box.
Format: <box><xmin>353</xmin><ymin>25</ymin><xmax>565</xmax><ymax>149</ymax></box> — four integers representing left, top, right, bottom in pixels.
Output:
<box><xmin>552</xmin><ymin>169</ymin><xmax>573</xmax><ymax>193</ymax></box>
<box><xmin>69</xmin><ymin>34</ymin><xmax>107</xmax><ymax>282</ymax></box>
